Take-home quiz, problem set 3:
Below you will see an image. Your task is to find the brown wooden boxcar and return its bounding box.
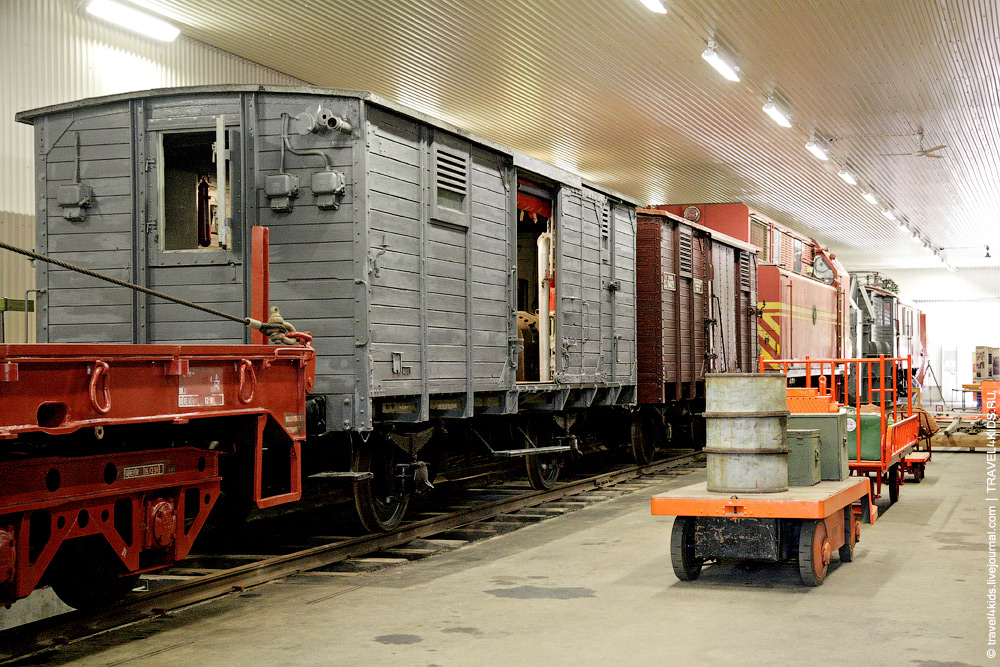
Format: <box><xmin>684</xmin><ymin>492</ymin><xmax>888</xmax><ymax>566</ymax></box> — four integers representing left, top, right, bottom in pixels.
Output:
<box><xmin>636</xmin><ymin>208</ymin><xmax>758</xmax><ymax>406</ymax></box>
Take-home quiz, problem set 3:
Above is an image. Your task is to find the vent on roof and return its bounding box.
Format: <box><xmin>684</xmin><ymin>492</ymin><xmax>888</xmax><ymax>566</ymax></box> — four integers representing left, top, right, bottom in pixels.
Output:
<box><xmin>679</xmin><ymin>229</ymin><xmax>694</xmax><ymax>277</ymax></box>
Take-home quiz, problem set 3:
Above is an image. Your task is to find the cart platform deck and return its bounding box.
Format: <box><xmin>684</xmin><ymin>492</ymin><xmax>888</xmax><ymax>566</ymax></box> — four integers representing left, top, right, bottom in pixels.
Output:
<box><xmin>651</xmin><ymin>478</ymin><xmax>877</xmax><ymax>524</ymax></box>
<box><xmin>653</xmin><ymin>478</ymin><xmax>877</xmax><ymax>586</ymax></box>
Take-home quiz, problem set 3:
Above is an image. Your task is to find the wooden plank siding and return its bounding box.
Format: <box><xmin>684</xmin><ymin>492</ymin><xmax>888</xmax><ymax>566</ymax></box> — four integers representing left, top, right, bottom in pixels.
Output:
<box><xmin>37</xmin><ymin>103</ymin><xmax>135</xmax><ymax>344</ymax></box>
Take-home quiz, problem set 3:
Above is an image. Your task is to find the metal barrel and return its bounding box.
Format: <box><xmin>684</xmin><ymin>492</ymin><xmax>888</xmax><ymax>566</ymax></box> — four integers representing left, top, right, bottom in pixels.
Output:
<box><xmin>703</xmin><ymin>373</ymin><xmax>789</xmax><ymax>493</ymax></box>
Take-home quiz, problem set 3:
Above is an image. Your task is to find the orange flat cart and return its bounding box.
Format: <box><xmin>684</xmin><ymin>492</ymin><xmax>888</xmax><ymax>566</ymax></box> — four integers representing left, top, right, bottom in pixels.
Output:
<box><xmin>652</xmin><ymin>477</ymin><xmax>876</xmax><ymax>586</ymax></box>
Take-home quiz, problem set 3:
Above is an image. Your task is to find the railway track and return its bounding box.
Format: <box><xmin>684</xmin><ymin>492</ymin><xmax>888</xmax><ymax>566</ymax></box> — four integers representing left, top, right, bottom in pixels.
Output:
<box><xmin>0</xmin><ymin>449</ymin><xmax>704</xmax><ymax>663</ymax></box>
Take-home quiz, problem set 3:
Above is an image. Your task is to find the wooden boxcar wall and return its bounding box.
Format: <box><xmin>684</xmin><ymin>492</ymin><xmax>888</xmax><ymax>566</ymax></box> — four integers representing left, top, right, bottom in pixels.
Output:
<box><xmin>28</xmin><ymin>87</ymin><xmax>636</xmax><ymax>432</ymax></box>
<box><xmin>34</xmin><ymin>101</ymin><xmax>138</xmax><ymax>344</ymax></box>
<box><xmin>555</xmin><ymin>188</ymin><xmax>636</xmax><ymax>388</ymax></box>
<box><xmin>636</xmin><ymin>210</ymin><xmax>756</xmax><ymax>404</ymax></box>
<box><xmin>361</xmin><ymin>104</ymin><xmax>515</xmax><ymax>424</ymax></box>
<box><xmin>254</xmin><ymin>93</ymin><xmax>362</xmax><ymax>429</ymax></box>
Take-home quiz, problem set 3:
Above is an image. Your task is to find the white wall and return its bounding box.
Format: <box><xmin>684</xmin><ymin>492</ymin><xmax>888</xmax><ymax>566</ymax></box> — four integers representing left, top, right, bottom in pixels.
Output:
<box><xmin>882</xmin><ymin>266</ymin><xmax>1000</xmax><ymax>408</ymax></box>
<box><xmin>0</xmin><ymin>0</ymin><xmax>305</xmax><ymax>342</ymax></box>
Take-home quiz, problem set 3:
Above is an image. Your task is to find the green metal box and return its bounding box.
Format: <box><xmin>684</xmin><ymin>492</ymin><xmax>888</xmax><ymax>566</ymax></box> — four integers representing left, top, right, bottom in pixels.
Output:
<box><xmin>786</xmin><ymin>429</ymin><xmax>821</xmax><ymax>486</ymax></box>
<box><xmin>787</xmin><ymin>409</ymin><xmax>849</xmax><ymax>481</ymax></box>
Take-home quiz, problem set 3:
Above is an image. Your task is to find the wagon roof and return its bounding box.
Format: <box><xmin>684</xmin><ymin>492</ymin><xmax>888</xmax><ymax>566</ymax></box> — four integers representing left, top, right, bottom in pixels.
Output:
<box><xmin>15</xmin><ymin>84</ymin><xmax>514</xmax><ymax>154</ymax></box>
<box><xmin>636</xmin><ymin>207</ymin><xmax>759</xmax><ymax>254</ymax></box>
<box><xmin>15</xmin><ymin>84</ymin><xmax>640</xmax><ymax>204</ymax></box>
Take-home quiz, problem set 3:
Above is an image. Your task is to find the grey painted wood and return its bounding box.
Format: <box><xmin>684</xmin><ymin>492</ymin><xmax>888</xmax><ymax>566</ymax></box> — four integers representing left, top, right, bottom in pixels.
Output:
<box><xmin>31</xmin><ymin>87</ymin><xmax>636</xmax><ymax>430</ymax></box>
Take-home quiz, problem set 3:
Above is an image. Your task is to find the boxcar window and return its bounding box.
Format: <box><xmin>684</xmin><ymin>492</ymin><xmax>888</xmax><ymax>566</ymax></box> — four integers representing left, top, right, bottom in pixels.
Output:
<box><xmin>160</xmin><ymin>131</ymin><xmax>229</xmax><ymax>251</ymax></box>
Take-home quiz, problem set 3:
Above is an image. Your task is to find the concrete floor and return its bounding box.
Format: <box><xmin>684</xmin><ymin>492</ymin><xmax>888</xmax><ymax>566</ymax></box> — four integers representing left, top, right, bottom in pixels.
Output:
<box><xmin>38</xmin><ymin>452</ymin><xmax>990</xmax><ymax>666</ymax></box>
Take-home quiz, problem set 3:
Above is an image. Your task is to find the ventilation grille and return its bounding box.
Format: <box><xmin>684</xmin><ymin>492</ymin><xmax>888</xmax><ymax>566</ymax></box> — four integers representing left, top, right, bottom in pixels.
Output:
<box><xmin>779</xmin><ymin>232</ymin><xmax>793</xmax><ymax>268</ymax></box>
<box><xmin>740</xmin><ymin>252</ymin><xmax>751</xmax><ymax>291</ymax></box>
<box><xmin>679</xmin><ymin>229</ymin><xmax>694</xmax><ymax>277</ymax></box>
<box><xmin>750</xmin><ymin>219</ymin><xmax>768</xmax><ymax>262</ymax></box>
<box><xmin>436</xmin><ymin>146</ymin><xmax>467</xmax><ymax>194</ymax></box>
<box><xmin>601</xmin><ymin>205</ymin><xmax>611</xmax><ymax>257</ymax></box>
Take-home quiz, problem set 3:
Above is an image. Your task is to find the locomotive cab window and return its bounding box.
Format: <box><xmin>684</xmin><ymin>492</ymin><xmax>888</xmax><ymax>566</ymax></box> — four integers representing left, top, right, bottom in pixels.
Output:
<box><xmin>515</xmin><ymin>179</ymin><xmax>554</xmax><ymax>383</ymax></box>
<box><xmin>159</xmin><ymin>130</ymin><xmax>230</xmax><ymax>252</ymax></box>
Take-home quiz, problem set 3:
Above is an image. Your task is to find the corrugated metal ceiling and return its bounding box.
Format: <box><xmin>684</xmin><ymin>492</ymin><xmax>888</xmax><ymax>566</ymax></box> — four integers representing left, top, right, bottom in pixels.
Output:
<box><xmin>128</xmin><ymin>0</ymin><xmax>1000</xmax><ymax>270</ymax></box>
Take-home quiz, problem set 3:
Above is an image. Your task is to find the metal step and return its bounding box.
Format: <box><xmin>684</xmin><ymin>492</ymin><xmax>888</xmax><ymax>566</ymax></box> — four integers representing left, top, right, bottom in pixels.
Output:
<box><xmin>490</xmin><ymin>446</ymin><xmax>572</xmax><ymax>458</ymax></box>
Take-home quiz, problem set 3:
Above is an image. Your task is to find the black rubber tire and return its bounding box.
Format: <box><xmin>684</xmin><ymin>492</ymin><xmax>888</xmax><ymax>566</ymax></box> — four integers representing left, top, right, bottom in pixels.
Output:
<box><xmin>670</xmin><ymin>516</ymin><xmax>703</xmax><ymax>581</ymax></box>
<box><xmin>838</xmin><ymin>509</ymin><xmax>855</xmax><ymax>563</ymax></box>
<box><xmin>888</xmin><ymin>463</ymin><xmax>901</xmax><ymax>504</ymax></box>
<box><xmin>798</xmin><ymin>519</ymin><xmax>830</xmax><ymax>586</ymax></box>
<box><xmin>353</xmin><ymin>437</ymin><xmax>409</xmax><ymax>532</ymax></box>
<box><xmin>910</xmin><ymin>464</ymin><xmax>923</xmax><ymax>483</ymax></box>
<box><xmin>49</xmin><ymin>537</ymin><xmax>140</xmax><ymax>610</ymax></box>
<box><xmin>525</xmin><ymin>454</ymin><xmax>561</xmax><ymax>490</ymax></box>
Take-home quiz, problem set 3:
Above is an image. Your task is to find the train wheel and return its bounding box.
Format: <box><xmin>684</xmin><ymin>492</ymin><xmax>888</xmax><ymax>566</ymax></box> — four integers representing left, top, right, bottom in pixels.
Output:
<box><xmin>525</xmin><ymin>453</ymin><xmax>561</xmax><ymax>490</ymax></box>
<box><xmin>353</xmin><ymin>435</ymin><xmax>409</xmax><ymax>532</ymax></box>
<box><xmin>49</xmin><ymin>537</ymin><xmax>140</xmax><ymax>610</ymax></box>
<box><xmin>524</xmin><ymin>421</ymin><xmax>561</xmax><ymax>490</ymax></box>
<box><xmin>888</xmin><ymin>463</ymin><xmax>901</xmax><ymax>504</ymax></box>
<box><xmin>670</xmin><ymin>516</ymin><xmax>703</xmax><ymax>581</ymax></box>
<box><xmin>798</xmin><ymin>519</ymin><xmax>830</xmax><ymax>586</ymax></box>
<box><xmin>630</xmin><ymin>416</ymin><xmax>656</xmax><ymax>466</ymax></box>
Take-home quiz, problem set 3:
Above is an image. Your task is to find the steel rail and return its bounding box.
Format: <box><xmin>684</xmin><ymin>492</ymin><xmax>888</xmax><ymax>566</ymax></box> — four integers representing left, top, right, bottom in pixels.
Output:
<box><xmin>0</xmin><ymin>451</ymin><xmax>703</xmax><ymax>661</ymax></box>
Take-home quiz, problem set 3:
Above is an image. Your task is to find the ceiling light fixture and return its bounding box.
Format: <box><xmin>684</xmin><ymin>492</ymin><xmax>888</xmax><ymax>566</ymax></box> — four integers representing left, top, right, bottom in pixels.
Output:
<box><xmin>837</xmin><ymin>168</ymin><xmax>857</xmax><ymax>185</ymax></box>
<box><xmin>762</xmin><ymin>99</ymin><xmax>791</xmax><ymax>128</ymax></box>
<box><xmin>805</xmin><ymin>138</ymin><xmax>829</xmax><ymax>161</ymax></box>
<box><xmin>862</xmin><ymin>191</ymin><xmax>879</xmax><ymax>206</ymax></box>
<box><xmin>909</xmin><ymin>230</ymin><xmax>922</xmax><ymax>243</ymax></box>
<box><xmin>882</xmin><ymin>208</ymin><xmax>897</xmax><ymax>222</ymax></box>
<box><xmin>701</xmin><ymin>42</ymin><xmax>740</xmax><ymax>82</ymax></box>
<box><xmin>638</xmin><ymin>0</ymin><xmax>668</xmax><ymax>13</ymax></box>
<box><xmin>85</xmin><ymin>0</ymin><xmax>180</xmax><ymax>41</ymax></box>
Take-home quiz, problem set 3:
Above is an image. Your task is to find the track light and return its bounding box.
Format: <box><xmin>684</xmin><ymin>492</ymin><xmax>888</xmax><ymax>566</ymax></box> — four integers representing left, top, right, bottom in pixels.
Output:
<box><xmin>882</xmin><ymin>209</ymin><xmax>897</xmax><ymax>222</ymax></box>
<box><xmin>805</xmin><ymin>138</ymin><xmax>829</xmax><ymax>161</ymax></box>
<box><xmin>862</xmin><ymin>191</ymin><xmax>879</xmax><ymax>206</ymax></box>
<box><xmin>701</xmin><ymin>42</ymin><xmax>740</xmax><ymax>82</ymax></box>
<box><xmin>762</xmin><ymin>100</ymin><xmax>791</xmax><ymax>128</ymax></box>
<box><xmin>85</xmin><ymin>0</ymin><xmax>180</xmax><ymax>41</ymax></box>
<box><xmin>638</xmin><ymin>0</ymin><xmax>668</xmax><ymax>13</ymax></box>
<box><xmin>909</xmin><ymin>230</ymin><xmax>922</xmax><ymax>244</ymax></box>
<box><xmin>837</xmin><ymin>169</ymin><xmax>857</xmax><ymax>185</ymax></box>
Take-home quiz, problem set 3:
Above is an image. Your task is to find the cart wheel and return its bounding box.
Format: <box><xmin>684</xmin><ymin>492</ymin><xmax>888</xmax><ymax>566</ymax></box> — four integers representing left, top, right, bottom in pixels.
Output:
<box><xmin>888</xmin><ymin>463</ymin><xmax>901</xmax><ymax>504</ymax></box>
<box><xmin>798</xmin><ymin>519</ymin><xmax>831</xmax><ymax>586</ymax></box>
<box><xmin>910</xmin><ymin>463</ymin><xmax>922</xmax><ymax>483</ymax></box>
<box><xmin>838</xmin><ymin>509</ymin><xmax>857</xmax><ymax>563</ymax></box>
<box><xmin>670</xmin><ymin>516</ymin><xmax>703</xmax><ymax>581</ymax></box>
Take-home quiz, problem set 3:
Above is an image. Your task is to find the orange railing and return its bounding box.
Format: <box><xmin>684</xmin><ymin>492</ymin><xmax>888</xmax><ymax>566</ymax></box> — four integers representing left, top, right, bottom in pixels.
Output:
<box><xmin>760</xmin><ymin>355</ymin><xmax>915</xmax><ymax>466</ymax></box>
<box><xmin>885</xmin><ymin>415</ymin><xmax>920</xmax><ymax>463</ymax></box>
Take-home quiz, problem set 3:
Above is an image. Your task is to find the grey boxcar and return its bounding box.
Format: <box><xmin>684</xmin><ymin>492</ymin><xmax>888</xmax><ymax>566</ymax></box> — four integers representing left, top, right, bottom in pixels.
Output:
<box><xmin>17</xmin><ymin>86</ymin><xmax>638</xmax><ymax>529</ymax></box>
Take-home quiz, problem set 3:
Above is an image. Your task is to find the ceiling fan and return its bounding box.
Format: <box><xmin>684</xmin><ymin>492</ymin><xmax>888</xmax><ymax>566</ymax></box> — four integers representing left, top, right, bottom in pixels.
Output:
<box><xmin>880</xmin><ymin>132</ymin><xmax>947</xmax><ymax>159</ymax></box>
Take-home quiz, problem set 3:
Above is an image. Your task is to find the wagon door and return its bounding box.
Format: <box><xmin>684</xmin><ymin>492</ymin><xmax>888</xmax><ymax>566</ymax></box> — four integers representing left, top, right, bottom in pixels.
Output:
<box><xmin>556</xmin><ymin>188</ymin><xmax>605</xmax><ymax>382</ymax></box>
<box><xmin>140</xmin><ymin>99</ymin><xmax>247</xmax><ymax>344</ymax></box>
